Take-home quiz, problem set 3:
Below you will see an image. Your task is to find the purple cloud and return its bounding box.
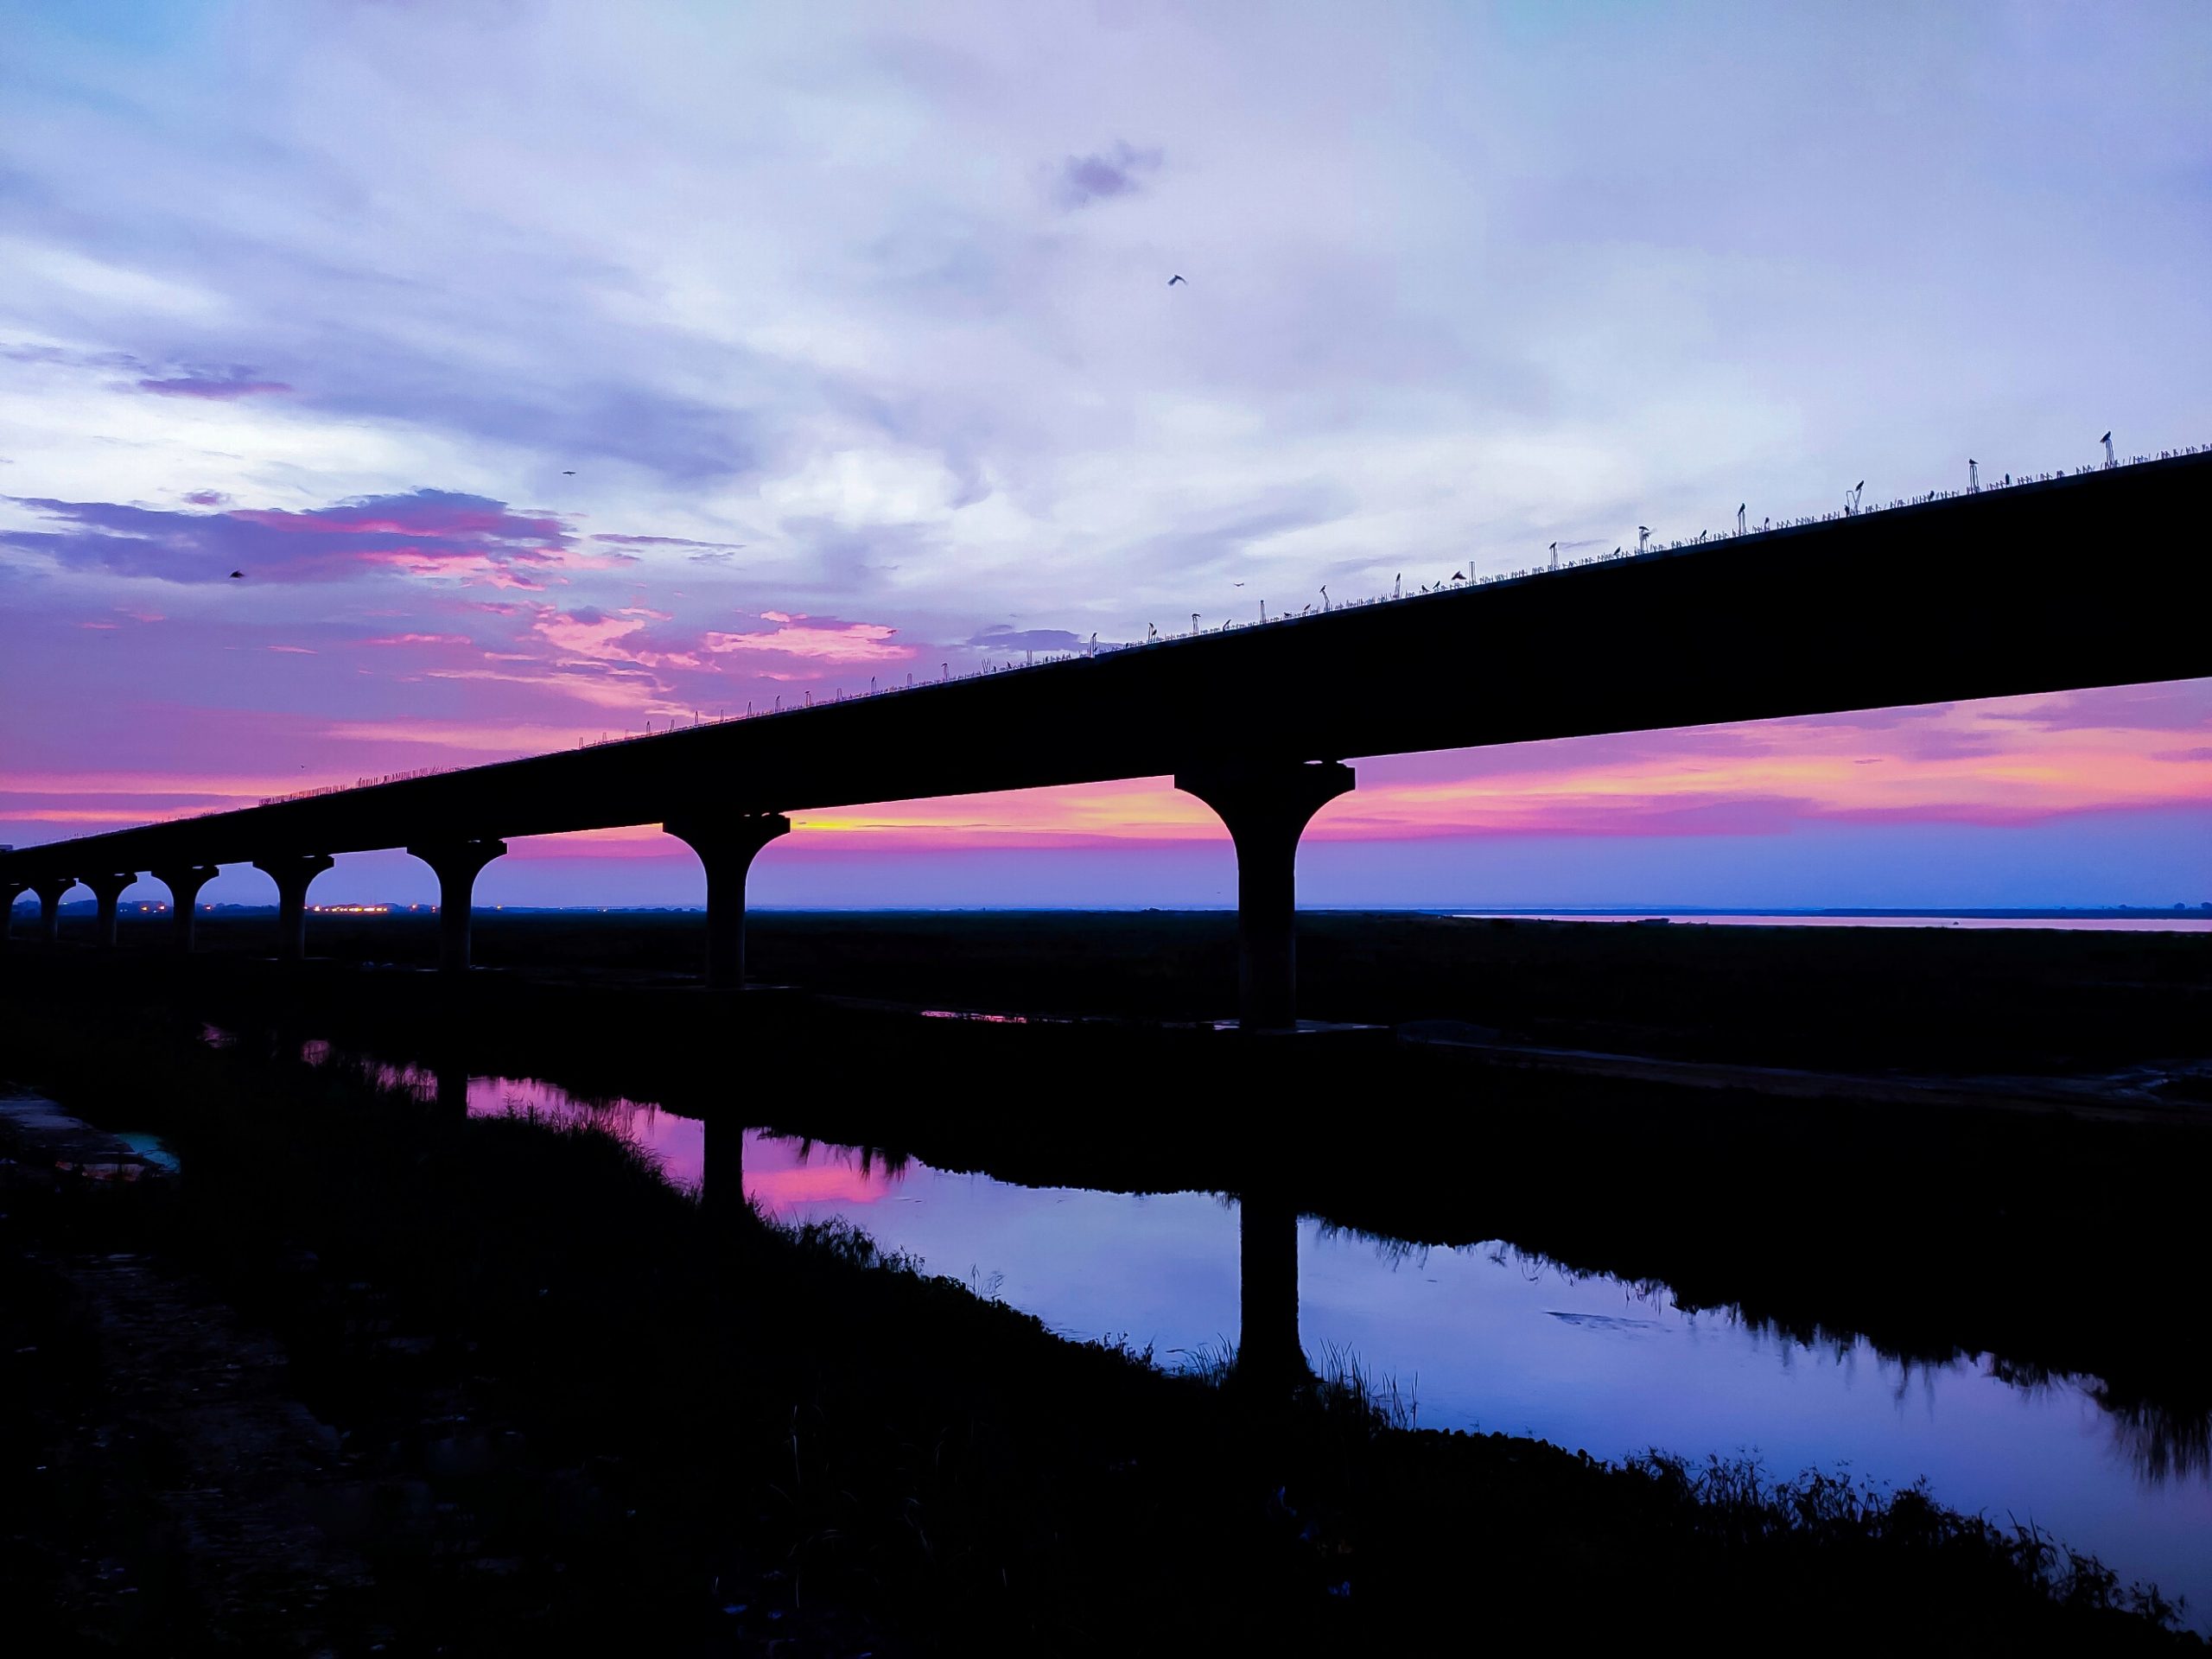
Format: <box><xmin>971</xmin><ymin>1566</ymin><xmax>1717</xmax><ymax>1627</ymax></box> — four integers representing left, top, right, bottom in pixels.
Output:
<box><xmin>969</xmin><ymin>626</ymin><xmax>1084</xmax><ymax>652</ymax></box>
<box><xmin>0</xmin><ymin>489</ymin><xmax>637</xmax><ymax>587</ymax></box>
<box><xmin>135</xmin><ymin>367</ymin><xmax>291</xmax><ymax>400</ymax></box>
<box><xmin>1055</xmin><ymin>141</ymin><xmax>1163</xmax><ymax>208</ymax></box>
<box><xmin>592</xmin><ymin>533</ymin><xmax>747</xmax><ymax>550</ymax></box>
<box><xmin>1985</xmin><ymin>685</ymin><xmax>2212</xmax><ymax>734</ymax></box>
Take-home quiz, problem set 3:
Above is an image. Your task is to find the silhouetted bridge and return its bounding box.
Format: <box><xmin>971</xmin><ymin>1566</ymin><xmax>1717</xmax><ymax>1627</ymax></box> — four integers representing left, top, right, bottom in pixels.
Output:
<box><xmin>8</xmin><ymin>451</ymin><xmax>2210</xmax><ymax>1025</ymax></box>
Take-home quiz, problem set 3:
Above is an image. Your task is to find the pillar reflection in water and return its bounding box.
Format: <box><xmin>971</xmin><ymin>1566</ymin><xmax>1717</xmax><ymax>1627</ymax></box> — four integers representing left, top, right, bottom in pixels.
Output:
<box><xmin>1238</xmin><ymin>1185</ymin><xmax>1306</xmax><ymax>1389</ymax></box>
<box><xmin>702</xmin><ymin>1116</ymin><xmax>747</xmax><ymax>1243</ymax></box>
<box><xmin>435</xmin><ymin>1060</ymin><xmax>468</xmax><ymax>1116</ymax></box>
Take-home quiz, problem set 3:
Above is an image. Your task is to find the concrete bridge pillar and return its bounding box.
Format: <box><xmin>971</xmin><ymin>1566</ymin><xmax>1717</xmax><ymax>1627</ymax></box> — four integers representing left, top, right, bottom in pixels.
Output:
<box><xmin>1</xmin><ymin>880</ymin><xmax>26</xmax><ymax>950</ymax></box>
<box><xmin>1174</xmin><ymin>761</ymin><xmax>1354</xmax><ymax>1031</ymax></box>
<box><xmin>83</xmin><ymin>871</ymin><xmax>140</xmax><ymax>949</ymax></box>
<box><xmin>407</xmin><ymin>839</ymin><xmax>507</xmax><ymax>972</ymax></box>
<box><xmin>251</xmin><ymin>853</ymin><xmax>335</xmax><ymax>961</ymax></box>
<box><xmin>32</xmin><ymin>877</ymin><xmax>78</xmax><ymax>945</ymax></box>
<box><xmin>664</xmin><ymin>814</ymin><xmax>790</xmax><ymax>989</ymax></box>
<box><xmin>150</xmin><ymin>864</ymin><xmax>221</xmax><ymax>952</ymax></box>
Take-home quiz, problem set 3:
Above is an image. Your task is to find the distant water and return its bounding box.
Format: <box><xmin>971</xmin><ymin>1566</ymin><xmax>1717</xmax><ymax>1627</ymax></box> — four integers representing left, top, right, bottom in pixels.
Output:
<box><xmin>1451</xmin><ymin>912</ymin><xmax>2212</xmax><ymax>932</ymax></box>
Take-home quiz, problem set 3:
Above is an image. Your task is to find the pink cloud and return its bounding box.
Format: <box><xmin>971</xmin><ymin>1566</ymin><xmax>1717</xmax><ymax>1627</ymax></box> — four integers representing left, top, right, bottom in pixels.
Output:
<box><xmin>703</xmin><ymin>613</ymin><xmax>911</xmax><ymax>665</ymax></box>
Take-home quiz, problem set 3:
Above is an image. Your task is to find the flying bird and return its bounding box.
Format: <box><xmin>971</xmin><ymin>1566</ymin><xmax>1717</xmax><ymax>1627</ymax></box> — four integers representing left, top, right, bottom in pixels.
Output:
<box><xmin>562</xmin><ymin>469</ymin><xmax>576</xmax><ymax>475</ymax></box>
<box><xmin>229</xmin><ymin>569</ymin><xmax>244</xmax><ymax>579</ymax></box>
<box><xmin>1233</xmin><ymin>581</ymin><xmax>1245</xmax><ymax>588</ymax></box>
<box><xmin>1167</xmin><ymin>275</ymin><xmax>1186</xmax><ymax>286</ymax></box>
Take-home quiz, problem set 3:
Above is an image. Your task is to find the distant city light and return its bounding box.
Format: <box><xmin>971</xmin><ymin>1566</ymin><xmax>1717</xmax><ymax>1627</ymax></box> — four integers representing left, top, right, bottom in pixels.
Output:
<box><xmin>308</xmin><ymin>904</ymin><xmax>391</xmax><ymax>914</ymax></box>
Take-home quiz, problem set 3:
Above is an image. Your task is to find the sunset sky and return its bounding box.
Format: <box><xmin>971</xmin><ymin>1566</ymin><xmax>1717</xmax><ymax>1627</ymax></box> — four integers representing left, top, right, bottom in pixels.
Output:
<box><xmin>3</xmin><ymin>3</ymin><xmax>2208</xmax><ymax>911</ymax></box>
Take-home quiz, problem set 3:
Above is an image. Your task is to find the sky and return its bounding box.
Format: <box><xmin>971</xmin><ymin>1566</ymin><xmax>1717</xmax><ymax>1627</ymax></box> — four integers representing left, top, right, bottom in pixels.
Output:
<box><xmin>3</xmin><ymin>0</ymin><xmax>2209</xmax><ymax>912</ymax></box>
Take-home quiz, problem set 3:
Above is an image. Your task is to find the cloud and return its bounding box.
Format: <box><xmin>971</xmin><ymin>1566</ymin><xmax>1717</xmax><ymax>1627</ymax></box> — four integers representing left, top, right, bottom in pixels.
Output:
<box><xmin>703</xmin><ymin>613</ymin><xmax>912</xmax><ymax>664</ymax></box>
<box><xmin>1055</xmin><ymin>140</ymin><xmax>1163</xmax><ymax>208</ymax></box>
<box><xmin>181</xmin><ymin>490</ymin><xmax>231</xmax><ymax>506</ymax></box>
<box><xmin>535</xmin><ymin>604</ymin><xmax>650</xmax><ymax>660</ymax></box>
<box><xmin>1983</xmin><ymin>684</ymin><xmax>2212</xmax><ymax>734</ymax></box>
<box><xmin>0</xmin><ymin>488</ymin><xmax>638</xmax><ymax>586</ymax></box>
<box><xmin>136</xmin><ymin>368</ymin><xmax>290</xmax><ymax>400</ymax></box>
<box><xmin>591</xmin><ymin>533</ymin><xmax>746</xmax><ymax>550</ymax></box>
<box><xmin>968</xmin><ymin>626</ymin><xmax>1084</xmax><ymax>652</ymax></box>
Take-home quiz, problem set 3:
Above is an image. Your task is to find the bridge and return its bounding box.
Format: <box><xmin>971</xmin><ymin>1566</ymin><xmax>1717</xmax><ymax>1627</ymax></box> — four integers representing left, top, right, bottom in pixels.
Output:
<box><xmin>7</xmin><ymin>448</ymin><xmax>2210</xmax><ymax>1026</ymax></box>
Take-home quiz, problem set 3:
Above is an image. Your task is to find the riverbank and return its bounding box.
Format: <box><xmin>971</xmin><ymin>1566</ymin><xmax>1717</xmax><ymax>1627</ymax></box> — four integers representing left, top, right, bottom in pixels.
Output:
<box><xmin>41</xmin><ymin>906</ymin><xmax>2212</xmax><ymax>1073</ymax></box>
<box><xmin>1</xmin><ymin>987</ymin><xmax>2199</xmax><ymax>1650</ymax></box>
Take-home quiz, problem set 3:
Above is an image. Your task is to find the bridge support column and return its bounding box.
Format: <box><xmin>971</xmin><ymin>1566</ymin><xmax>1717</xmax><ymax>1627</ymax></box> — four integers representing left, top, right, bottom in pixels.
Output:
<box><xmin>664</xmin><ymin>814</ymin><xmax>790</xmax><ymax>989</ymax></box>
<box><xmin>251</xmin><ymin>854</ymin><xmax>334</xmax><ymax>962</ymax></box>
<box><xmin>150</xmin><ymin>864</ymin><xmax>220</xmax><ymax>952</ymax></box>
<box><xmin>1</xmin><ymin>880</ymin><xmax>26</xmax><ymax>950</ymax></box>
<box><xmin>407</xmin><ymin>840</ymin><xmax>507</xmax><ymax>973</ymax></box>
<box><xmin>1238</xmin><ymin>1185</ymin><xmax>1307</xmax><ymax>1392</ymax></box>
<box><xmin>33</xmin><ymin>877</ymin><xmax>78</xmax><ymax>945</ymax></box>
<box><xmin>84</xmin><ymin>872</ymin><xmax>139</xmax><ymax>950</ymax></box>
<box><xmin>1174</xmin><ymin>761</ymin><xmax>1354</xmax><ymax>1031</ymax></box>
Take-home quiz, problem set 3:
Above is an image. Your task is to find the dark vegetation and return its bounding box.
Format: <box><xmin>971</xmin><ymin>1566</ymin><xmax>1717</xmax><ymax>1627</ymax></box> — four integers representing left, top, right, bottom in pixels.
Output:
<box><xmin>77</xmin><ymin>904</ymin><xmax>2211</xmax><ymax>1072</ymax></box>
<box><xmin>3</xmin><ymin>985</ymin><xmax>2200</xmax><ymax>1652</ymax></box>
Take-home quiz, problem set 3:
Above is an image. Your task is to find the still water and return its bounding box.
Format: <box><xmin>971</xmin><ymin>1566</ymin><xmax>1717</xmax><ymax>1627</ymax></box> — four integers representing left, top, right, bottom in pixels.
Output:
<box><xmin>329</xmin><ymin>1053</ymin><xmax>2212</xmax><ymax>1624</ymax></box>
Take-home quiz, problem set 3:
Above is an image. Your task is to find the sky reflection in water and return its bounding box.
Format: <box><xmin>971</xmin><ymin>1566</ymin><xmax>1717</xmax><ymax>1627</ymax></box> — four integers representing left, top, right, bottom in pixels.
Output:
<box><xmin>335</xmin><ymin>1055</ymin><xmax>2211</xmax><ymax>1624</ymax></box>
